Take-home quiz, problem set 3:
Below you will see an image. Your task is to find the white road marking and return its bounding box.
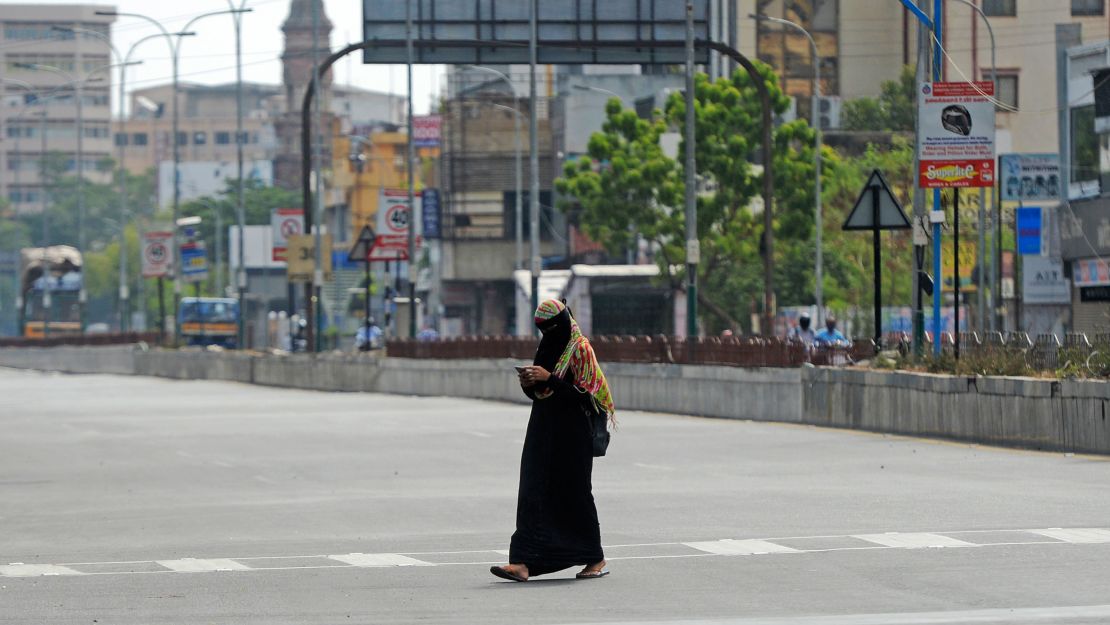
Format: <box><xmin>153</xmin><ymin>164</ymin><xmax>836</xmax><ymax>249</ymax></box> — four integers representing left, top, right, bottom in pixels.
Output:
<box><xmin>852</xmin><ymin>533</ymin><xmax>977</xmax><ymax>549</ymax></box>
<box><xmin>7</xmin><ymin>527</ymin><xmax>1109</xmax><ymax>579</ymax></box>
<box><xmin>566</xmin><ymin>603</ymin><xmax>1110</xmax><ymax>624</ymax></box>
<box><xmin>466</xmin><ymin>431</ymin><xmax>493</xmax><ymax>438</ymax></box>
<box><xmin>328</xmin><ymin>553</ymin><xmax>434</xmax><ymax>567</ymax></box>
<box><xmin>155</xmin><ymin>558</ymin><xmax>251</xmax><ymax>573</ymax></box>
<box><xmin>633</xmin><ymin>462</ymin><xmax>674</xmax><ymax>471</ymax></box>
<box><xmin>684</xmin><ymin>539</ymin><xmax>799</xmax><ymax>556</ymax></box>
<box><xmin>1029</xmin><ymin>528</ymin><xmax>1110</xmax><ymax>543</ymax></box>
<box><xmin>0</xmin><ymin>564</ymin><xmax>83</xmax><ymax>577</ymax></box>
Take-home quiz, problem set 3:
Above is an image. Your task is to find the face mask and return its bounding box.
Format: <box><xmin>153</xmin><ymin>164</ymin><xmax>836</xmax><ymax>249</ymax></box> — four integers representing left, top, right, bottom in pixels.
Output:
<box><xmin>826</xmin><ymin>323</ymin><xmax>836</xmax><ymax>332</ymax></box>
<box><xmin>799</xmin><ymin>318</ymin><xmax>810</xmax><ymax>330</ymax></box>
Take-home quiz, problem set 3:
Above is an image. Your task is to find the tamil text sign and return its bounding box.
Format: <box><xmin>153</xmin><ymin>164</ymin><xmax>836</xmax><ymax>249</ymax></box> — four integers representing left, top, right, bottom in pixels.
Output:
<box><xmin>918</xmin><ymin>82</ymin><xmax>996</xmax><ymax>188</ymax></box>
<box><xmin>413</xmin><ymin>115</ymin><xmax>442</xmax><ymax>148</ymax></box>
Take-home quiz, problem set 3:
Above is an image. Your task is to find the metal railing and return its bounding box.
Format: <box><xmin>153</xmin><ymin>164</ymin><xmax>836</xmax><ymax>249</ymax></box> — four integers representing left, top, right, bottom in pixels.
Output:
<box><xmin>386</xmin><ymin>335</ymin><xmax>874</xmax><ymax>369</ymax></box>
<box><xmin>0</xmin><ymin>331</ymin><xmax>160</xmax><ymax>349</ymax></box>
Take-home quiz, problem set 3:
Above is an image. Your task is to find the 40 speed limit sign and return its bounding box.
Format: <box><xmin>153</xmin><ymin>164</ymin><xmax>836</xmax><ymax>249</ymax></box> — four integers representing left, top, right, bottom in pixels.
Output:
<box><xmin>142</xmin><ymin>231</ymin><xmax>172</xmax><ymax>278</ymax></box>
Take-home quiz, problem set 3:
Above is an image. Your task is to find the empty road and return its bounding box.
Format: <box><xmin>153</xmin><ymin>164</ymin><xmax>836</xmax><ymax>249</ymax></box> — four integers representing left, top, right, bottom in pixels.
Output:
<box><xmin>2</xmin><ymin>367</ymin><xmax>1110</xmax><ymax>624</ymax></box>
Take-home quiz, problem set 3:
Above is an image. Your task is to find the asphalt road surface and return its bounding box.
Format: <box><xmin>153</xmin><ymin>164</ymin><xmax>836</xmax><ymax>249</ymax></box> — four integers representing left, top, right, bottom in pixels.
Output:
<box><xmin>3</xmin><ymin>367</ymin><xmax>1110</xmax><ymax>625</ymax></box>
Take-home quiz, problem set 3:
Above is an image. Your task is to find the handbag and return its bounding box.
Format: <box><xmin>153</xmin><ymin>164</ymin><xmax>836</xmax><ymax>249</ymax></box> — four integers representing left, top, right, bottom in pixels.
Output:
<box><xmin>576</xmin><ymin>388</ymin><xmax>610</xmax><ymax>457</ymax></box>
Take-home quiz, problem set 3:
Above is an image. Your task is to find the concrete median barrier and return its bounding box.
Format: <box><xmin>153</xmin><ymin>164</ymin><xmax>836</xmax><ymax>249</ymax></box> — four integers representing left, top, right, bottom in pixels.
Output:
<box><xmin>2</xmin><ymin>345</ymin><xmax>1107</xmax><ymax>454</ymax></box>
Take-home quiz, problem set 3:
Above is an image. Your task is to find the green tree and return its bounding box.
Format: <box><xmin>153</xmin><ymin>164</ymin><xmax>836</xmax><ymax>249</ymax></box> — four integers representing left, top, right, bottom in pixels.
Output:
<box><xmin>557</xmin><ymin>64</ymin><xmax>841</xmax><ymax>332</ymax></box>
<box><xmin>840</xmin><ymin>65</ymin><xmax>916</xmax><ymax>132</ymax></box>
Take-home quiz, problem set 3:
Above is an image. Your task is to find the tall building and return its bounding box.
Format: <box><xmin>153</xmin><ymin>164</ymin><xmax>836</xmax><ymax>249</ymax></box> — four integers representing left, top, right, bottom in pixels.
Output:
<box><xmin>0</xmin><ymin>5</ymin><xmax>116</xmax><ymax>216</ymax></box>
<box><xmin>273</xmin><ymin>0</ymin><xmax>335</xmax><ymax>192</ymax></box>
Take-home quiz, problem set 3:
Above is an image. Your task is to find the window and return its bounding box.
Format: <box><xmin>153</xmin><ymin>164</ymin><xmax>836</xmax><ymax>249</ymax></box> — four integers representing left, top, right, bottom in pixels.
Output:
<box><xmin>983</xmin><ymin>0</ymin><xmax>1016</xmax><ymax>16</ymax></box>
<box><xmin>84</xmin><ymin>126</ymin><xmax>109</xmax><ymax>138</ymax></box>
<box><xmin>132</xmin><ymin>132</ymin><xmax>148</xmax><ymax>146</ymax></box>
<box><xmin>215</xmin><ymin>131</ymin><xmax>231</xmax><ymax>145</ymax></box>
<box><xmin>114</xmin><ymin>132</ymin><xmax>129</xmax><ymax>147</ymax></box>
<box><xmin>984</xmin><ymin>72</ymin><xmax>1018</xmax><ymax>111</ymax></box>
<box><xmin>193</xmin><ymin>131</ymin><xmax>207</xmax><ymax>145</ymax></box>
<box><xmin>176</xmin><ymin>131</ymin><xmax>187</xmax><ymax>146</ymax></box>
<box><xmin>1072</xmin><ymin>0</ymin><xmax>1105</xmax><ymax>16</ymax></box>
<box><xmin>1071</xmin><ymin>105</ymin><xmax>1097</xmax><ymax>183</ymax></box>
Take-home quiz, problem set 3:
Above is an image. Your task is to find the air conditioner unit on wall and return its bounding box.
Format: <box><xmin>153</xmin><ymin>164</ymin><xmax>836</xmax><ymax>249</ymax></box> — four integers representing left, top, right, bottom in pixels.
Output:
<box><xmin>819</xmin><ymin>96</ymin><xmax>842</xmax><ymax>130</ymax></box>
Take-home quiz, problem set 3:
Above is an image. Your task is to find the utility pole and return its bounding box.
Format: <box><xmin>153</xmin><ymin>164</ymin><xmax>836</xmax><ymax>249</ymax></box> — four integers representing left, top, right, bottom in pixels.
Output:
<box><xmin>529</xmin><ymin>0</ymin><xmax>541</xmax><ymax>321</ymax></box>
<box><xmin>229</xmin><ymin>0</ymin><xmax>249</xmax><ymax>348</ymax></box>
<box><xmin>684</xmin><ymin>2</ymin><xmax>698</xmax><ymax>337</ymax></box>
<box><xmin>406</xmin><ymin>0</ymin><xmax>417</xmax><ymax>338</ymax></box>
<box><xmin>310</xmin><ymin>0</ymin><xmax>324</xmax><ymax>352</ymax></box>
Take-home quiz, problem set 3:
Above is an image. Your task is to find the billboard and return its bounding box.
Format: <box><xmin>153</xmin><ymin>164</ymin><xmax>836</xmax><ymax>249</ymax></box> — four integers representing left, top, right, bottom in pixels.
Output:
<box><xmin>1016</xmin><ymin>207</ymin><xmax>1043</xmax><ymax>255</ymax></box>
<box><xmin>362</xmin><ymin>0</ymin><xmax>710</xmax><ymax>65</ymax></box>
<box><xmin>918</xmin><ymin>82</ymin><xmax>996</xmax><ymax>188</ymax></box>
<box><xmin>999</xmin><ymin>153</ymin><xmax>1061</xmax><ymax>201</ymax></box>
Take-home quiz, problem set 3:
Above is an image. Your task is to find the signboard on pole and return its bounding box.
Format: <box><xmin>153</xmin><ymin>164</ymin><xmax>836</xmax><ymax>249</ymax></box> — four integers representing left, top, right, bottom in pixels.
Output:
<box><xmin>286</xmin><ymin>234</ymin><xmax>333</xmax><ymax>283</ymax></box>
<box><xmin>1016</xmin><ymin>207</ymin><xmax>1043</xmax><ymax>255</ymax></box>
<box><xmin>180</xmin><ymin>241</ymin><xmax>208</xmax><ymax>283</ymax></box>
<box><xmin>918</xmin><ymin>82</ymin><xmax>996</xmax><ymax>188</ymax></box>
<box><xmin>422</xmin><ymin>188</ymin><xmax>441</xmax><ymax>239</ymax></box>
<box><xmin>413</xmin><ymin>115</ymin><xmax>442</xmax><ymax>148</ymax></box>
<box><xmin>999</xmin><ymin>154</ymin><xmax>1061</xmax><ymax>201</ymax></box>
<box><xmin>142</xmin><ymin>231</ymin><xmax>173</xmax><ymax>278</ymax></box>
<box><xmin>1022</xmin><ymin>256</ymin><xmax>1070</xmax><ymax>304</ymax></box>
<box><xmin>270</xmin><ymin>208</ymin><xmax>303</xmax><ymax>262</ymax></box>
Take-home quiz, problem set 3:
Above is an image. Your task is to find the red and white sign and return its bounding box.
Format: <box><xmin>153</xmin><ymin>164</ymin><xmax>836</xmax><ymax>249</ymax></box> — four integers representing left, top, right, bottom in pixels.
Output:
<box><xmin>270</xmin><ymin>208</ymin><xmax>303</xmax><ymax>262</ymax></box>
<box><xmin>366</xmin><ymin>235</ymin><xmax>424</xmax><ymax>262</ymax></box>
<box><xmin>413</xmin><ymin>115</ymin><xmax>442</xmax><ymax>148</ymax></box>
<box><xmin>141</xmin><ymin>231</ymin><xmax>173</xmax><ymax>278</ymax></box>
<box><xmin>917</xmin><ymin>81</ymin><xmax>996</xmax><ymax>188</ymax></box>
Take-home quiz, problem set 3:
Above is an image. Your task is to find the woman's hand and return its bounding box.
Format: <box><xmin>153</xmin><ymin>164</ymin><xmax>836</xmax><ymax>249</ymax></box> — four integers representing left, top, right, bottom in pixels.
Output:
<box><xmin>520</xmin><ymin>365</ymin><xmax>551</xmax><ymax>387</ymax></box>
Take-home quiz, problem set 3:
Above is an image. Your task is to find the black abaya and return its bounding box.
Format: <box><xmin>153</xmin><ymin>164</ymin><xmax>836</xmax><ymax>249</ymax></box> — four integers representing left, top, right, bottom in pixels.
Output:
<box><xmin>509</xmin><ymin>375</ymin><xmax>604</xmax><ymax>576</ymax></box>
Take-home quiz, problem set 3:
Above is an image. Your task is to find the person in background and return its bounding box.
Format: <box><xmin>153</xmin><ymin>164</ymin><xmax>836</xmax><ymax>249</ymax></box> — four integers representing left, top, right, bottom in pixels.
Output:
<box><xmin>789</xmin><ymin>313</ymin><xmax>817</xmax><ymax>345</ymax></box>
<box><xmin>814</xmin><ymin>315</ymin><xmax>848</xmax><ymax>346</ymax></box>
<box><xmin>355</xmin><ymin>318</ymin><xmax>383</xmax><ymax>351</ymax></box>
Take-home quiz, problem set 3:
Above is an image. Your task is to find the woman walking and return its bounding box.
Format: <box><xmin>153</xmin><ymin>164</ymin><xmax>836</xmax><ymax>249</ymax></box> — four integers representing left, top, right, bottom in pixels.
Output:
<box><xmin>491</xmin><ymin>299</ymin><xmax>615</xmax><ymax>582</ymax></box>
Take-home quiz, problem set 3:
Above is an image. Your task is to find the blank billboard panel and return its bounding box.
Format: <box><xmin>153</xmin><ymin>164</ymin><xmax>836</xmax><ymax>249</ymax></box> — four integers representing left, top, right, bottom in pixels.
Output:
<box><xmin>362</xmin><ymin>0</ymin><xmax>710</xmax><ymax>65</ymax></box>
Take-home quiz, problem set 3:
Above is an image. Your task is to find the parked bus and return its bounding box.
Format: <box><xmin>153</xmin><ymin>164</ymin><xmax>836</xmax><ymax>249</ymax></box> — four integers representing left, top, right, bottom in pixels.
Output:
<box><xmin>178</xmin><ymin>297</ymin><xmax>239</xmax><ymax>348</ymax></box>
<box><xmin>19</xmin><ymin>246</ymin><xmax>82</xmax><ymax>338</ymax></box>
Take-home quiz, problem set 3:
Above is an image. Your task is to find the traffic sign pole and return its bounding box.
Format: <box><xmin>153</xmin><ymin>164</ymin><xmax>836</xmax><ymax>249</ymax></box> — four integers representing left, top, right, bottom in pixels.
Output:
<box><xmin>872</xmin><ymin>181</ymin><xmax>882</xmax><ymax>349</ymax></box>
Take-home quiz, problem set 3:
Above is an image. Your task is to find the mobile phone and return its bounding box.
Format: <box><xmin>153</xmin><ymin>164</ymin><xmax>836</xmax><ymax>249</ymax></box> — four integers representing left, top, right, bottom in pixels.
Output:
<box><xmin>514</xmin><ymin>366</ymin><xmax>529</xmax><ymax>374</ymax></box>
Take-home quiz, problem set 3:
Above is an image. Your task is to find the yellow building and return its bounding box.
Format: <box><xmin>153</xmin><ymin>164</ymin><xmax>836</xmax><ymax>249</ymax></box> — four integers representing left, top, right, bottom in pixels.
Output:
<box><xmin>333</xmin><ymin>129</ymin><xmax>440</xmax><ymax>243</ymax></box>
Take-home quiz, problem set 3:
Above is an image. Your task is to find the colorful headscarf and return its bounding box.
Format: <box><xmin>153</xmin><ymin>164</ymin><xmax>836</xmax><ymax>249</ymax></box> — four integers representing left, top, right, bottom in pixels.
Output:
<box><xmin>533</xmin><ymin>299</ymin><xmax>616</xmax><ymax>423</ymax></box>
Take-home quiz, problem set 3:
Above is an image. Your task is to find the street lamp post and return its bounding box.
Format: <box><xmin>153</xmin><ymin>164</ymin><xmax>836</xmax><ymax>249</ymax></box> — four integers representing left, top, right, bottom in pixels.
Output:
<box><xmin>53</xmin><ymin>26</ymin><xmax>156</xmax><ymax>332</ymax></box>
<box><xmin>464</xmin><ymin>65</ymin><xmax>524</xmax><ymax>273</ymax></box>
<box><xmin>96</xmin><ymin>8</ymin><xmax>248</xmax><ymax>344</ymax></box>
<box><xmin>227</xmin><ymin>0</ymin><xmax>250</xmax><ymax>348</ymax></box>
<box><xmin>751</xmin><ymin>13</ymin><xmax>824</xmax><ymax>324</ymax></box>
<box><xmin>572</xmin><ymin>84</ymin><xmax>640</xmax><ymax>265</ymax></box>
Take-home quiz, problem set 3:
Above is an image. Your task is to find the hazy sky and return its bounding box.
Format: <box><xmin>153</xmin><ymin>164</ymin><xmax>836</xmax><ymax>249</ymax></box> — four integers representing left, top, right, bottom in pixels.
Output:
<box><xmin>18</xmin><ymin>0</ymin><xmax>444</xmax><ymax>116</ymax></box>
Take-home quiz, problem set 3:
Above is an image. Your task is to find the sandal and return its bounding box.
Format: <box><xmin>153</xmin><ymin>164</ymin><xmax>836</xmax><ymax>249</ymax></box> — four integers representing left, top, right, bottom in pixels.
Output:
<box><xmin>490</xmin><ymin>565</ymin><xmax>528</xmax><ymax>582</ymax></box>
<box><xmin>576</xmin><ymin>565</ymin><xmax>610</xmax><ymax>579</ymax></box>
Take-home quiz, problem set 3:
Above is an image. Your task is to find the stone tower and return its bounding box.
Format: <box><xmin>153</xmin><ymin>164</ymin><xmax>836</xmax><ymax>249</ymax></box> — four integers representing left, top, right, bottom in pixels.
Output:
<box><xmin>274</xmin><ymin>0</ymin><xmax>335</xmax><ymax>192</ymax></box>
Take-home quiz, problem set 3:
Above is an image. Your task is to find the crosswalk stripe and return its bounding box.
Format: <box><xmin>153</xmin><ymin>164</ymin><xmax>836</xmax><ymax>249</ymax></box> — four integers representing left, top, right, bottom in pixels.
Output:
<box><xmin>328</xmin><ymin>553</ymin><xmax>435</xmax><ymax>567</ymax></box>
<box><xmin>684</xmin><ymin>539</ymin><xmax>799</xmax><ymax>556</ymax></box>
<box><xmin>0</xmin><ymin>563</ymin><xmax>83</xmax><ymax>577</ymax></box>
<box><xmin>155</xmin><ymin>558</ymin><xmax>252</xmax><ymax>573</ymax></box>
<box><xmin>852</xmin><ymin>533</ymin><xmax>977</xmax><ymax>549</ymax></box>
<box><xmin>1029</xmin><ymin>528</ymin><xmax>1110</xmax><ymax>543</ymax></box>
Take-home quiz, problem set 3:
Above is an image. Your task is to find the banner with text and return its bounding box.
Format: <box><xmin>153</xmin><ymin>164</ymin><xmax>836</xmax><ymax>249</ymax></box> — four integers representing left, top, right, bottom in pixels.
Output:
<box><xmin>918</xmin><ymin>82</ymin><xmax>996</xmax><ymax>188</ymax></box>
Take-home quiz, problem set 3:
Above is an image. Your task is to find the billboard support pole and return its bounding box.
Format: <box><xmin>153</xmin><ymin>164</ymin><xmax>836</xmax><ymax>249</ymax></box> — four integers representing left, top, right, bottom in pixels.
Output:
<box><xmin>157</xmin><ymin>276</ymin><xmax>166</xmax><ymax>346</ymax></box>
<box><xmin>954</xmin><ymin>188</ymin><xmax>961</xmax><ymax>359</ymax></box>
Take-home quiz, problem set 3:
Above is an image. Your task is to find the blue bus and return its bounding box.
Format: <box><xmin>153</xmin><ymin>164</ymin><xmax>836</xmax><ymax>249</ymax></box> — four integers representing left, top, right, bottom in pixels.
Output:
<box><xmin>178</xmin><ymin>297</ymin><xmax>239</xmax><ymax>348</ymax></box>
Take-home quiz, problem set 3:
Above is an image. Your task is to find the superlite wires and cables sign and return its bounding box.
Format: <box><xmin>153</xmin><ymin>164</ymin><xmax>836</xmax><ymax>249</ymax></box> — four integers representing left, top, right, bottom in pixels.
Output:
<box><xmin>918</xmin><ymin>82</ymin><xmax>996</xmax><ymax>188</ymax></box>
